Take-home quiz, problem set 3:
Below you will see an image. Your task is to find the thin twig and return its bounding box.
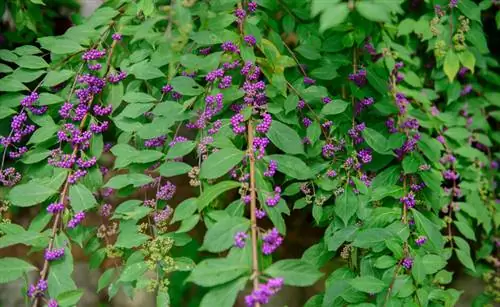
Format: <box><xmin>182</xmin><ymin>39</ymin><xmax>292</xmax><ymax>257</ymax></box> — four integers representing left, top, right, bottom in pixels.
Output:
<box><xmin>247</xmin><ymin>120</ymin><xmax>261</xmax><ymax>307</ymax></box>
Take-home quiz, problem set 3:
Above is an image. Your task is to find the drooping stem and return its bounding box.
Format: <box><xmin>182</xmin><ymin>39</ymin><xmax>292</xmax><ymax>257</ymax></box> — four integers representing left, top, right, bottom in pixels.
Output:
<box><xmin>247</xmin><ymin>120</ymin><xmax>261</xmax><ymax>306</ymax></box>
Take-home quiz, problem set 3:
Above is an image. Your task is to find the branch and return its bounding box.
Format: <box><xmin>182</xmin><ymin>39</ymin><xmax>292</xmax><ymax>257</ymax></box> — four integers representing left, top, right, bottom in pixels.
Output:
<box><xmin>247</xmin><ymin>120</ymin><xmax>261</xmax><ymax>307</ymax></box>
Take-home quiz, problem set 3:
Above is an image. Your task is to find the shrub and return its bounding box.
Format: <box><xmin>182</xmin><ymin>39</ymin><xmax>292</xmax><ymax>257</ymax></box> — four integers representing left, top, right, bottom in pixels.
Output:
<box><xmin>0</xmin><ymin>0</ymin><xmax>499</xmax><ymax>306</ymax></box>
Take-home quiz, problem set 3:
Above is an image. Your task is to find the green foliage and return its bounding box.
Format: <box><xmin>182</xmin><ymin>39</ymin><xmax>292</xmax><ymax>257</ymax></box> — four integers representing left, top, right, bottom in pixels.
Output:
<box><xmin>0</xmin><ymin>0</ymin><xmax>498</xmax><ymax>306</ymax></box>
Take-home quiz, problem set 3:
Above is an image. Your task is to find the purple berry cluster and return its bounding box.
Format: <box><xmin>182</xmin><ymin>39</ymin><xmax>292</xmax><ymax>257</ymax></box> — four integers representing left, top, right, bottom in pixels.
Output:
<box><xmin>44</xmin><ymin>247</ymin><xmax>65</xmax><ymax>261</ymax></box>
<box><xmin>48</xmin><ymin>299</ymin><xmax>59</xmax><ymax>307</ymax></box>
<box><xmin>348</xmin><ymin>69</ymin><xmax>367</xmax><ymax>87</ymax></box>
<box><xmin>402</xmin><ymin>257</ymin><xmax>413</xmax><ymax>269</ymax></box>
<box><xmin>415</xmin><ymin>235</ymin><xmax>427</xmax><ymax>246</ymax></box>
<box><xmin>400</xmin><ymin>192</ymin><xmax>416</xmax><ymax>209</ymax></box>
<box><xmin>256</xmin><ymin>113</ymin><xmax>271</xmax><ymax>134</ymax></box>
<box><xmin>244</xmin><ymin>278</ymin><xmax>283</xmax><ymax>307</ymax></box>
<box><xmin>153</xmin><ymin>206</ymin><xmax>173</xmax><ymax>224</ymax></box>
<box><xmin>67</xmin><ymin>211</ymin><xmax>85</xmax><ymax>229</ymax></box>
<box><xmin>265</xmin><ymin>186</ymin><xmax>281</xmax><ymax>207</ymax></box>
<box><xmin>234</xmin><ymin>231</ymin><xmax>248</xmax><ymax>248</ymax></box>
<box><xmin>27</xmin><ymin>279</ymin><xmax>48</xmax><ymax>298</ymax></box>
<box><xmin>47</xmin><ymin>202</ymin><xmax>64</xmax><ymax>214</ymax></box>
<box><xmin>348</xmin><ymin>123</ymin><xmax>366</xmax><ymax>144</ymax></box>
<box><xmin>264</xmin><ymin>160</ymin><xmax>277</xmax><ymax>177</ymax></box>
<box><xmin>252</xmin><ymin>137</ymin><xmax>269</xmax><ymax>159</ymax></box>
<box><xmin>262</xmin><ymin>228</ymin><xmax>283</xmax><ymax>255</ymax></box>
<box><xmin>156</xmin><ymin>181</ymin><xmax>176</xmax><ymax>200</ymax></box>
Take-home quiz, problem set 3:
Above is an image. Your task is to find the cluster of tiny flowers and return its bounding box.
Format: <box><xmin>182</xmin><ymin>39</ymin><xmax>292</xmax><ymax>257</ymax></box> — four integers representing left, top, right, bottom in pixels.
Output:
<box><xmin>256</xmin><ymin>113</ymin><xmax>272</xmax><ymax>134</ymax></box>
<box><xmin>108</xmin><ymin>71</ymin><xmax>127</xmax><ymax>83</ymax></box>
<box><xmin>262</xmin><ymin>228</ymin><xmax>283</xmax><ymax>255</ymax></box>
<box><xmin>153</xmin><ymin>206</ymin><xmax>173</xmax><ymax>224</ymax></box>
<box><xmin>187</xmin><ymin>93</ymin><xmax>224</xmax><ymax>129</ymax></box>
<box><xmin>253</xmin><ymin>137</ymin><xmax>269</xmax><ymax>159</ymax></box>
<box><xmin>47</xmin><ymin>202</ymin><xmax>64</xmax><ymax>214</ymax></box>
<box><xmin>0</xmin><ymin>167</ymin><xmax>21</xmax><ymax>186</ymax></box>
<box><xmin>356</xmin><ymin>97</ymin><xmax>374</xmax><ymax>114</ymax></box>
<box><xmin>460</xmin><ymin>84</ymin><xmax>472</xmax><ymax>96</ymax></box>
<box><xmin>357</xmin><ymin>149</ymin><xmax>372</xmax><ymax>164</ymax></box>
<box><xmin>411</xmin><ymin>182</ymin><xmax>426</xmax><ymax>192</ymax></box>
<box><xmin>364</xmin><ymin>37</ymin><xmax>383</xmax><ymax>62</ymax></box>
<box><xmin>47</xmin><ymin>299</ymin><xmax>59</xmax><ymax>307</ymax></box>
<box><xmin>400</xmin><ymin>192</ymin><xmax>416</xmax><ymax>209</ymax></box>
<box><xmin>199</xmin><ymin>47</ymin><xmax>211</xmax><ymax>55</ymax></box>
<box><xmin>297</xmin><ymin>100</ymin><xmax>305</xmax><ymax>109</ymax></box>
<box><xmin>322</xmin><ymin>97</ymin><xmax>332</xmax><ymax>104</ymax></box>
<box><xmin>27</xmin><ymin>279</ymin><xmax>48</xmax><ymax>298</ymax></box>
<box><xmin>303</xmin><ymin>77</ymin><xmax>316</xmax><ymax>85</ymax></box>
<box><xmin>326</xmin><ymin>170</ymin><xmax>337</xmax><ymax>178</ymax></box>
<box><xmin>395</xmin><ymin>134</ymin><xmax>421</xmax><ymax>159</ymax></box>
<box><xmin>144</xmin><ymin>135</ymin><xmax>166</xmax><ymax>148</ymax></box>
<box><xmin>0</xmin><ymin>106</ymin><xmax>37</xmax><ymax>162</ymax></box>
<box><xmin>221</xmin><ymin>41</ymin><xmax>239</xmax><ymax>54</ymax></box>
<box><xmin>93</xmin><ymin>104</ymin><xmax>112</xmax><ymax>116</ymax></box>
<box><xmin>234</xmin><ymin>231</ymin><xmax>248</xmax><ymax>248</ymax></box>
<box><xmin>112</xmin><ymin>33</ymin><xmax>122</xmax><ymax>41</ymax></box>
<box><xmin>264</xmin><ymin>160</ymin><xmax>278</xmax><ymax>177</ymax></box>
<box><xmin>302</xmin><ymin>117</ymin><xmax>312</xmax><ymax>127</ymax></box>
<box><xmin>443</xmin><ymin>169</ymin><xmax>459</xmax><ymax>180</ymax></box>
<box><xmin>415</xmin><ymin>235</ymin><xmax>427</xmax><ymax>246</ymax></box>
<box><xmin>244</xmin><ymin>35</ymin><xmax>256</xmax><ymax>46</ymax></box>
<box><xmin>400</xmin><ymin>118</ymin><xmax>420</xmax><ymax>130</ymax></box>
<box><xmin>386</xmin><ymin>118</ymin><xmax>398</xmax><ymax>133</ymax></box>
<box><xmin>44</xmin><ymin>247</ymin><xmax>65</xmax><ymax>261</ymax></box>
<box><xmin>100</xmin><ymin>203</ymin><xmax>112</xmax><ymax>217</ymax></box>
<box><xmin>68</xmin><ymin>169</ymin><xmax>87</xmax><ymax>184</ymax></box>
<box><xmin>169</xmin><ymin>136</ymin><xmax>189</xmax><ymax>147</ymax></box>
<box><xmin>67</xmin><ymin>211</ymin><xmax>85</xmax><ymax>228</ymax></box>
<box><xmin>156</xmin><ymin>181</ymin><xmax>176</xmax><ymax>200</ymax></box>
<box><xmin>395</xmin><ymin>92</ymin><xmax>409</xmax><ymax>114</ymax></box>
<box><xmin>449</xmin><ymin>0</ymin><xmax>458</xmax><ymax>8</ymax></box>
<box><xmin>266</xmin><ymin>186</ymin><xmax>281</xmax><ymax>207</ymax></box>
<box><xmin>244</xmin><ymin>278</ymin><xmax>284</xmax><ymax>307</ymax></box>
<box><xmin>322</xmin><ymin>144</ymin><xmax>335</xmax><ymax>158</ymax></box>
<box><xmin>247</xmin><ymin>1</ymin><xmax>257</xmax><ymax>12</ymax></box>
<box><xmin>348</xmin><ymin>69</ymin><xmax>367</xmax><ymax>87</ymax></box>
<box><xmin>81</xmin><ymin>49</ymin><xmax>106</xmax><ymax>61</ymax></box>
<box><xmin>348</xmin><ymin>123</ymin><xmax>366</xmax><ymax>144</ymax></box>
<box><xmin>218</xmin><ymin>75</ymin><xmax>232</xmax><ymax>89</ymax></box>
<box><xmin>76</xmin><ymin>157</ymin><xmax>97</xmax><ymax>169</ymax></box>
<box><xmin>402</xmin><ymin>257</ymin><xmax>413</xmax><ymax>269</ymax></box>
<box><xmin>235</xmin><ymin>8</ymin><xmax>246</xmax><ymax>23</ymax></box>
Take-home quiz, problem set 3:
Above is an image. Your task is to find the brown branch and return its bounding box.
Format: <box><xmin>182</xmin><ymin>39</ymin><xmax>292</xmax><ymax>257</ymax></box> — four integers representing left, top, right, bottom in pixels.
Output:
<box><xmin>247</xmin><ymin>120</ymin><xmax>261</xmax><ymax>307</ymax></box>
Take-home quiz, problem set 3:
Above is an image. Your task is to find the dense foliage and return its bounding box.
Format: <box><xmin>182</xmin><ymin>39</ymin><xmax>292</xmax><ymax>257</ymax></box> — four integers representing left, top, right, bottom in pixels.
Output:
<box><xmin>0</xmin><ymin>0</ymin><xmax>499</xmax><ymax>306</ymax></box>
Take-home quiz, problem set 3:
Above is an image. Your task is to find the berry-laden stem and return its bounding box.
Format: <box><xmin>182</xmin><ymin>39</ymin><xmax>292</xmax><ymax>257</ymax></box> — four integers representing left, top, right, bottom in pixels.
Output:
<box><xmin>247</xmin><ymin>120</ymin><xmax>261</xmax><ymax>307</ymax></box>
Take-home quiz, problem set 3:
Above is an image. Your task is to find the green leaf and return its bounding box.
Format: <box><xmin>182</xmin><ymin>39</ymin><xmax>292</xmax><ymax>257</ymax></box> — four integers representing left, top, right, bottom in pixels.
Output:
<box><xmin>38</xmin><ymin>93</ymin><xmax>64</xmax><ymax>105</ymax></box>
<box><xmin>200</xmin><ymin>217</ymin><xmax>250</xmax><ymax>252</ymax></box>
<box><xmin>122</xmin><ymin>92</ymin><xmax>156</xmax><ymax>103</ymax></box>
<box><xmin>117</xmin><ymin>103</ymin><xmax>154</xmax><ymax>118</ymax></box>
<box><xmin>171</xmin><ymin>198</ymin><xmax>198</xmax><ymax>223</ymax></box>
<box><xmin>21</xmin><ymin>149</ymin><xmax>51</xmax><ymax>164</ymax></box>
<box><xmin>166</xmin><ymin>141</ymin><xmax>196</xmax><ymax>159</ymax></box>
<box><xmin>411</xmin><ymin>209</ymin><xmax>444</xmax><ymax>252</ymax></box>
<box><xmin>159</xmin><ymin>161</ymin><xmax>192</xmax><ymax>177</ymax></box>
<box><xmin>422</xmin><ymin>254</ymin><xmax>448</xmax><ymax>274</ymax></box>
<box><xmin>321</xmin><ymin>100</ymin><xmax>349</xmax><ymax>115</ymax></box>
<box><xmin>455</xmin><ymin>249</ymin><xmax>475</xmax><ymax>272</ymax></box>
<box><xmin>374</xmin><ymin>255</ymin><xmax>397</xmax><ymax>269</ymax></box>
<box><xmin>0</xmin><ymin>257</ymin><xmax>37</xmax><ymax>283</ymax></box>
<box><xmin>171</xmin><ymin>76</ymin><xmax>204</xmax><ymax>96</ymax></box>
<box><xmin>264</xmin><ymin>259</ymin><xmax>323</xmax><ymax>286</ymax></box>
<box><xmin>362</xmin><ymin>127</ymin><xmax>390</xmax><ymax>154</ymax></box>
<box><xmin>199</xmin><ymin>276</ymin><xmax>247</xmax><ymax>307</ymax></box>
<box><xmin>197</xmin><ymin>181</ymin><xmax>241</xmax><ymax>210</ymax></box>
<box><xmin>458</xmin><ymin>0</ymin><xmax>481</xmax><ymax>22</ymax></box>
<box><xmin>0</xmin><ymin>77</ymin><xmax>29</xmax><ymax>92</ymax></box>
<box><xmin>27</xmin><ymin>124</ymin><xmax>58</xmax><ymax>144</ymax></box>
<box><xmin>458</xmin><ymin>50</ymin><xmax>476</xmax><ymax>73</ymax></box>
<box><xmin>40</xmin><ymin>38</ymin><xmax>84</xmax><ymax>54</ymax></box>
<box><xmin>267</xmin><ymin>121</ymin><xmax>304</xmax><ymax>155</ymax></box>
<box><xmin>265</xmin><ymin>155</ymin><xmax>315</xmax><ymax>180</ymax></box>
<box><xmin>444</xmin><ymin>50</ymin><xmax>460</xmax><ymax>82</ymax></box>
<box><xmin>335</xmin><ymin>189</ymin><xmax>358</xmax><ymax>226</ymax></box>
<box><xmin>356</xmin><ymin>2</ymin><xmax>391</xmax><ymax>22</ymax></box>
<box><xmin>188</xmin><ymin>258</ymin><xmax>250</xmax><ymax>287</ymax></box>
<box><xmin>350</xmin><ymin>276</ymin><xmax>386</xmax><ymax>293</ymax></box>
<box><xmin>200</xmin><ymin>148</ymin><xmax>245</xmax><ymax>179</ymax></box>
<box><xmin>454</xmin><ymin>221</ymin><xmax>476</xmax><ymax>240</ymax></box>
<box><xmin>56</xmin><ymin>290</ymin><xmax>84</xmax><ymax>307</ymax></box>
<box><xmin>130</xmin><ymin>61</ymin><xmax>165</xmax><ymax>80</ymax></box>
<box><xmin>17</xmin><ymin>55</ymin><xmax>49</xmax><ymax>69</ymax></box>
<box><xmin>97</xmin><ymin>268</ymin><xmax>115</xmax><ymax>292</ymax></box>
<box><xmin>0</xmin><ymin>230</ymin><xmax>47</xmax><ymax>249</ymax></box>
<box><xmin>319</xmin><ymin>4</ymin><xmax>350</xmax><ymax>32</ymax></box>
<box><xmin>119</xmin><ymin>262</ymin><xmax>148</xmax><ymax>282</ymax></box>
<box><xmin>8</xmin><ymin>182</ymin><xmax>57</xmax><ymax>207</ymax></box>
<box><xmin>104</xmin><ymin>173</ymin><xmax>153</xmax><ymax>189</ymax></box>
<box><xmin>69</xmin><ymin>184</ymin><xmax>97</xmax><ymax>212</ymax></box>
<box><xmin>352</xmin><ymin>228</ymin><xmax>392</xmax><ymax>248</ymax></box>
<box><xmin>176</xmin><ymin>215</ymin><xmax>200</xmax><ymax>233</ymax></box>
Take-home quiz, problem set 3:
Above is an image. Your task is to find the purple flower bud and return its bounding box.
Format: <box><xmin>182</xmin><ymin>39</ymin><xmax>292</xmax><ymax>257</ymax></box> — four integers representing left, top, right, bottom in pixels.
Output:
<box><xmin>234</xmin><ymin>231</ymin><xmax>248</xmax><ymax>248</ymax></box>
<box><xmin>48</xmin><ymin>299</ymin><xmax>58</xmax><ymax>307</ymax></box>
<box><xmin>303</xmin><ymin>77</ymin><xmax>315</xmax><ymax>85</ymax></box>
<box><xmin>402</xmin><ymin>257</ymin><xmax>413</xmax><ymax>269</ymax></box>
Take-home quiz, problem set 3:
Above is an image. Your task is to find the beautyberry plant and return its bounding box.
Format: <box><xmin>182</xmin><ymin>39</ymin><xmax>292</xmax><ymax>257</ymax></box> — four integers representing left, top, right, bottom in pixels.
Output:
<box><xmin>0</xmin><ymin>0</ymin><xmax>499</xmax><ymax>307</ymax></box>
